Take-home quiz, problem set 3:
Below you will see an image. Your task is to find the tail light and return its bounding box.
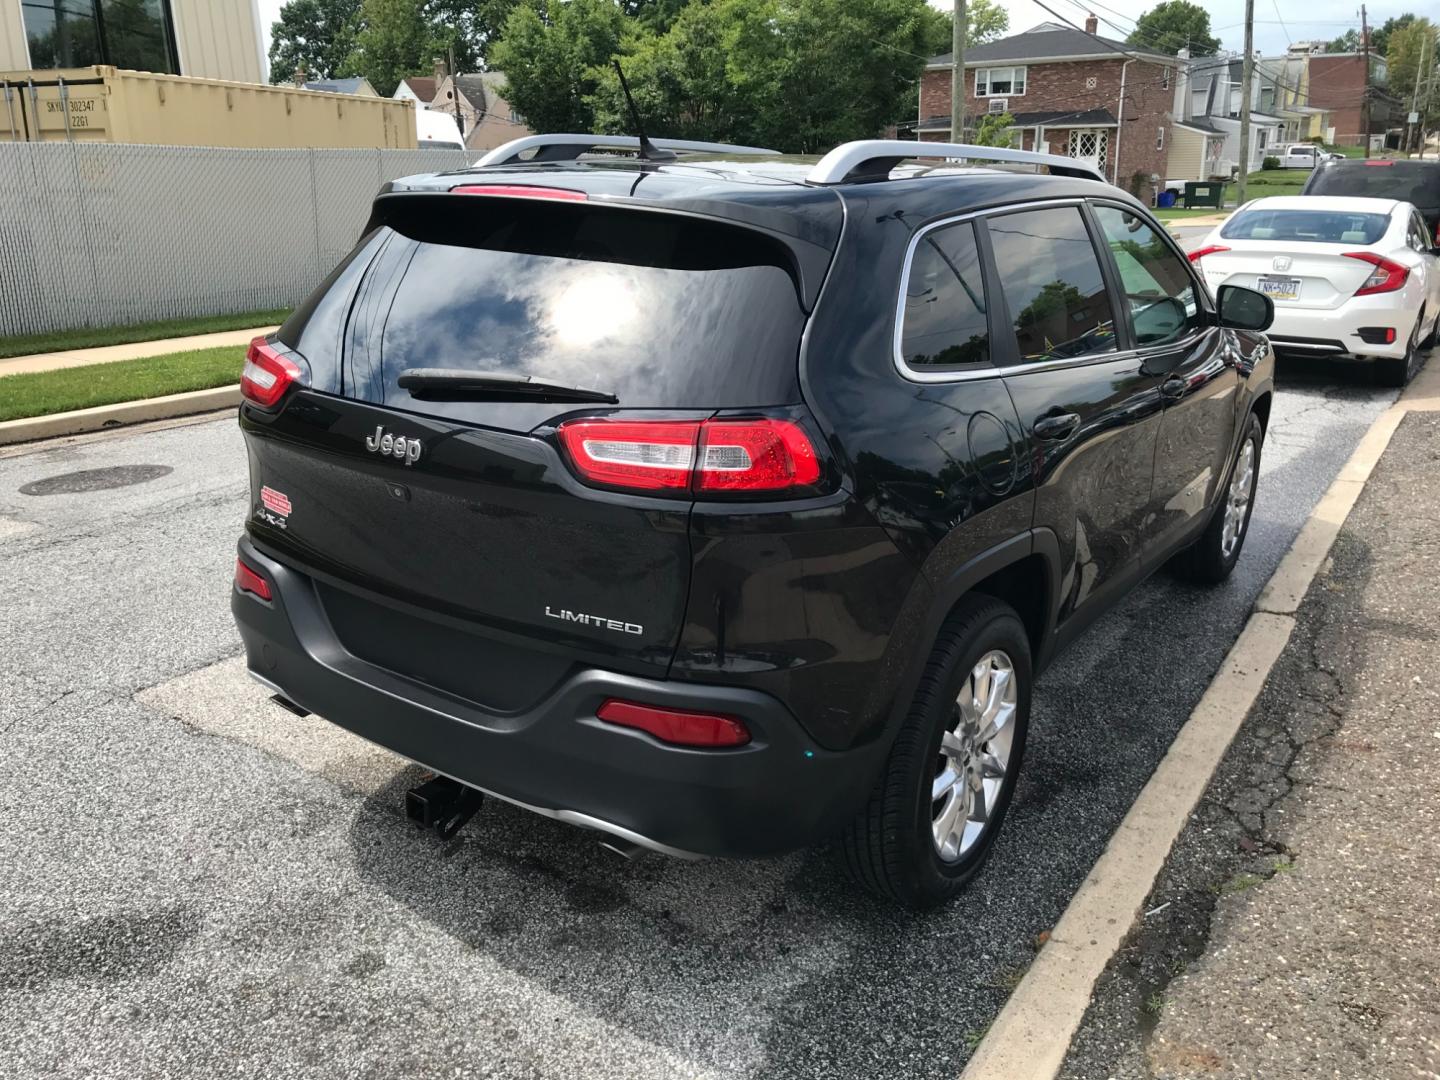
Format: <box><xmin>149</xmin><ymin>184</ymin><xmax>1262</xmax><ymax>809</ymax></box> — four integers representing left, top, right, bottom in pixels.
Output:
<box><xmin>234</xmin><ymin>557</ymin><xmax>272</xmax><ymax>601</ymax></box>
<box><xmin>449</xmin><ymin>184</ymin><xmax>587</xmax><ymax>201</ymax></box>
<box><xmin>1344</xmin><ymin>251</ymin><xmax>1409</xmax><ymax>296</ymax></box>
<box><xmin>597</xmin><ymin>699</ymin><xmax>750</xmax><ymax>748</ymax></box>
<box><xmin>556</xmin><ymin>417</ymin><xmax>822</xmax><ymax>496</ymax></box>
<box><xmin>1187</xmin><ymin>244</ymin><xmax>1230</xmax><ymax>263</ymax></box>
<box><xmin>241</xmin><ymin>338</ymin><xmax>304</xmax><ymax>408</ymax></box>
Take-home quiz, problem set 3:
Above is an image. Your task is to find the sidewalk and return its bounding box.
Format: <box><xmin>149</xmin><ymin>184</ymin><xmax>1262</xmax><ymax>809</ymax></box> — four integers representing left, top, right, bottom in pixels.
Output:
<box><xmin>0</xmin><ymin>325</ymin><xmax>277</xmax><ymax>377</ymax></box>
<box><xmin>1061</xmin><ymin>369</ymin><xmax>1440</xmax><ymax>1079</ymax></box>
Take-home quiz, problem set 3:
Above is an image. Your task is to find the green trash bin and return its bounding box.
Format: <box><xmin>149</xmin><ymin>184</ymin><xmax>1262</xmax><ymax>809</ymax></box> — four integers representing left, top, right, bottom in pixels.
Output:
<box><xmin>1183</xmin><ymin>181</ymin><xmax>1224</xmax><ymax>209</ymax></box>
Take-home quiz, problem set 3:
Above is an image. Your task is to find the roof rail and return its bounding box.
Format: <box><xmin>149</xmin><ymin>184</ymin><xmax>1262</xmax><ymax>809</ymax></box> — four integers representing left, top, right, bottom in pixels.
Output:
<box><xmin>806</xmin><ymin>140</ymin><xmax>1107</xmax><ymax>185</ymax></box>
<box><xmin>475</xmin><ymin>134</ymin><xmax>780</xmax><ymax>167</ymax></box>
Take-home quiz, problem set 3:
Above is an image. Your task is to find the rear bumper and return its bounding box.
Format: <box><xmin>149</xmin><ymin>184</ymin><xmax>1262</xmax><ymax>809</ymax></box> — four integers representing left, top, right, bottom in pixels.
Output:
<box><xmin>1266</xmin><ymin>303</ymin><xmax>1422</xmax><ymax>361</ymax></box>
<box><xmin>231</xmin><ymin>537</ymin><xmax>884</xmax><ymax>858</ymax></box>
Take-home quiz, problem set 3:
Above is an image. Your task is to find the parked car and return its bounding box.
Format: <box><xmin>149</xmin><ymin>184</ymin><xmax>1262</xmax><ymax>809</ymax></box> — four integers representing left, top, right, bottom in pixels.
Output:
<box><xmin>1279</xmin><ymin>143</ymin><xmax>1323</xmax><ymax>169</ymax></box>
<box><xmin>1190</xmin><ymin>195</ymin><xmax>1440</xmax><ymax>386</ymax></box>
<box><xmin>1302</xmin><ymin>158</ymin><xmax>1440</xmax><ymax>242</ymax></box>
<box><xmin>232</xmin><ymin>136</ymin><xmax>1276</xmax><ymax>908</ymax></box>
<box><xmin>416</xmin><ymin>108</ymin><xmax>465</xmax><ymax>151</ymax></box>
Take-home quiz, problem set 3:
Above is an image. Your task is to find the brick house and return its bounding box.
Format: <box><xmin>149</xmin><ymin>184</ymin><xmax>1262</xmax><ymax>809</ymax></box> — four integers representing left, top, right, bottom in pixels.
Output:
<box><xmin>1303</xmin><ymin>50</ymin><xmax>1401</xmax><ymax>148</ymax></box>
<box><xmin>918</xmin><ymin>18</ymin><xmax>1181</xmax><ymax>201</ymax></box>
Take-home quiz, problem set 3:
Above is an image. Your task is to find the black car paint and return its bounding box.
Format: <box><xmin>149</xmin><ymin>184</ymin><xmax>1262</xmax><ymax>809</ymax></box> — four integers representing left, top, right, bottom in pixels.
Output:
<box><xmin>234</xmin><ymin>158</ymin><xmax>1274</xmax><ymax>857</ymax></box>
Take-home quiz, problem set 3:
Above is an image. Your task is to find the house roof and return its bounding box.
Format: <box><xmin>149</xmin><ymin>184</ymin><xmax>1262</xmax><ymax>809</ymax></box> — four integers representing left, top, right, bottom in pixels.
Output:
<box><xmin>929</xmin><ymin>25</ymin><xmax>1176</xmax><ymax>68</ymax></box>
<box><xmin>917</xmin><ymin>108</ymin><xmax>1118</xmax><ymax>132</ymax></box>
<box><xmin>452</xmin><ymin>72</ymin><xmax>508</xmax><ymax>109</ymax></box>
<box><xmin>1174</xmin><ymin>117</ymin><xmax>1225</xmax><ymax>135</ymax></box>
<box><xmin>302</xmin><ymin>77</ymin><xmax>371</xmax><ymax>95</ymax></box>
<box><xmin>399</xmin><ymin>77</ymin><xmax>436</xmax><ymax>103</ymax></box>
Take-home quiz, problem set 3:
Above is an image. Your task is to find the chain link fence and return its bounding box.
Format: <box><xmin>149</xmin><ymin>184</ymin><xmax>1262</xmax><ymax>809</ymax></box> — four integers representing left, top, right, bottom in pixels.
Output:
<box><xmin>0</xmin><ymin>142</ymin><xmax>481</xmax><ymax>338</ymax></box>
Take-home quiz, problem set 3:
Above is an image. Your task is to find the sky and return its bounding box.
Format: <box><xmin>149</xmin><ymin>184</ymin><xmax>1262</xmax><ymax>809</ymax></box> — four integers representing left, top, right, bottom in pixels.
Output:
<box><xmin>253</xmin><ymin>0</ymin><xmax>1405</xmax><ymax>79</ymax></box>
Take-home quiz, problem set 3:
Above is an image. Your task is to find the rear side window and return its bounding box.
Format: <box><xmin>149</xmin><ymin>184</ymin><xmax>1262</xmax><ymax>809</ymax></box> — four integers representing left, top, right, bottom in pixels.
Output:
<box><xmin>1306</xmin><ymin>162</ymin><xmax>1440</xmax><ymax>207</ymax></box>
<box><xmin>899</xmin><ymin>221</ymin><xmax>990</xmax><ymax>369</ymax></box>
<box><xmin>986</xmin><ymin>207</ymin><xmax>1117</xmax><ymax>365</ymax></box>
<box><xmin>354</xmin><ymin>197</ymin><xmax>808</xmax><ymax>420</ymax></box>
<box><xmin>1221</xmin><ymin>208</ymin><xmax>1390</xmax><ymax>244</ymax></box>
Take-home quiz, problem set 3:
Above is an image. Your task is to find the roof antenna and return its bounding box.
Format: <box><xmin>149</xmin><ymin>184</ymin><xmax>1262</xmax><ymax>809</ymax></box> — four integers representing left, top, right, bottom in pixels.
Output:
<box><xmin>611</xmin><ymin>60</ymin><xmax>675</xmax><ymax>163</ymax></box>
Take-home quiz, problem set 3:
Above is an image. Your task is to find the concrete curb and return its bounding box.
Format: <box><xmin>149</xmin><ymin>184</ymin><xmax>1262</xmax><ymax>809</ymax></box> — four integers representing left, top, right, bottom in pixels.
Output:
<box><xmin>959</xmin><ymin>367</ymin><xmax>1437</xmax><ymax>1080</ymax></box>
<box><xmin>0</xmin><ymin>385</ymin><xmax>240</xmax><ymax>446</ymax></box>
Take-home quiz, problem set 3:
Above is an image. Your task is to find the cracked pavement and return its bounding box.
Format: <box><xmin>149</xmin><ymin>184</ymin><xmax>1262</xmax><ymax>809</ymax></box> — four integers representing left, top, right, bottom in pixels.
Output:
<box><xmin>1060</xmin><ymin>410</ymin><xmax>1440</xmax><ymax>1080</ymax></box>
<box><xmin>0</xmin><ymin>362</ymin><xmax>1411</xmax><ymax>1079</ymax></box>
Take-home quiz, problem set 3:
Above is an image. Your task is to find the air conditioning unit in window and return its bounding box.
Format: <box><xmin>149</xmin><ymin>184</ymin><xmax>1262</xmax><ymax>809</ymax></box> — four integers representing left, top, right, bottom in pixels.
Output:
<box><xmin>988</xmin><ymin>98</ymin><xmax>1009</xmax><ymax>113</ymax></box>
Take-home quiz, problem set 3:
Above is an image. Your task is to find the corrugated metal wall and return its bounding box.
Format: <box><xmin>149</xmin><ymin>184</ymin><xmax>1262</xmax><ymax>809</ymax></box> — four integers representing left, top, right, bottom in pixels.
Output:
<box><xmin>0</xmin><ymin>142</ymin><xmax>479</xmax><ymax>336</ymax></box>
<box><xmin>171</xmin><ymin>0</ymin><xmax>265</xmax><ymax>84</ymax></box>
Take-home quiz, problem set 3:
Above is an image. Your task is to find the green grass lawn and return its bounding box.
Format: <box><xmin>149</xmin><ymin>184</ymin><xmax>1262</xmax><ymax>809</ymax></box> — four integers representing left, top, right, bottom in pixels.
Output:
<box><xmin>0</xmin><ymin>345</ymin><xmax>245</xmax><ymax>423</ymax></box>
<box><xmin>0</xmin><ymin>309</ymin><xmax>289</xmax><ymax>361</ymax></box>
<box><xmin>1242</xmin><ymin>168</ymin><xmax>1310</xmax><ymax>193</ymax></box>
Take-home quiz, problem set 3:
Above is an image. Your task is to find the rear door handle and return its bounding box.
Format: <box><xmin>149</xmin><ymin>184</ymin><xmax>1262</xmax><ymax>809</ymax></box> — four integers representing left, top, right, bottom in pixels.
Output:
<box><xmin>1032</xmin><ymin>412</ymin><xmax>1080</xmax><ymax>441</ymax></box>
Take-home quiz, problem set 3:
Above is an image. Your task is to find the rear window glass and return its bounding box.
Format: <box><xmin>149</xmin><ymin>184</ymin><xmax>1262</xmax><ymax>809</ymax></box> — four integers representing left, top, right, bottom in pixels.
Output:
<box><xmin>900</xmin><ymin>221</ymin><xmax>990</xmax><ymax>369</ymax></box>
<box><xmin>353</xmin><ymin>198</ymin><xmax>807</xmax><ymax>419</ymax></box>
<box><xmin>1221</xmin><ymin>209</ymin><xmax>1390</xmax><ymax>244</ymax></box>
<box><xmin>1306</xmin><ymin>163</ymin><xmax>1440</xmax><ymax>206</ymax></box>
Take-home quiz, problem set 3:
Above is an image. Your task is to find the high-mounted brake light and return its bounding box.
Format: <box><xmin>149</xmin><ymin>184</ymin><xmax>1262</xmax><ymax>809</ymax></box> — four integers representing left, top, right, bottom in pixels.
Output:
<box><xmin>597</xmin><ymin>699</ymin><xmax>750</xmax><ymax>748</ymax></box>
<box><xmin>234</xmin><ymin>557</ymin><xmax>272</xmax><ymax>601</ymax></box>
<box><xmin>556</xmin><ymin>417</ymin><xmax>822</xmax><ymax>496</ymax></box>
<box><xmin>1362</xmin><ymin>160</ymin><xmax>1394</xmax><ymax>166</ymax></box>
<box><xmin>1187</xmin><ymin>244</ymin><xmax>1230</xmax><ymax>263</ymax></box>
<box><xmin>449</xmin><ymin>184</ymin><xmax>587</xmax><ymax>201</ymax></box>
<box><xmin>241</xmin><ymin>338</ymin><xmax>303</xmax><ymax>408</ymax></box>
<box><xmin>1344</xmin><ymin>251</ymin><xmax>1409</xmax><ymax>296</ymax></box>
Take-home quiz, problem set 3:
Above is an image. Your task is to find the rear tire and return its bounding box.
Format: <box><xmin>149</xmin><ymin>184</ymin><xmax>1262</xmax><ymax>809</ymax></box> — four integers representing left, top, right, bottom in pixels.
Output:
<box><xmin>838</xmin><ymin>596</ymin><xmax>1031</xmax><ymax>909</ymax></box>
<box><xmin>1171</xmin><ymin>411</ymin><xmax>1263</xmax><ymax>585</ymax></box>
<box><xmin>1376</xmin><ymin>316</ymin><xmax>1422</xmax><ymax>388</ymax></box>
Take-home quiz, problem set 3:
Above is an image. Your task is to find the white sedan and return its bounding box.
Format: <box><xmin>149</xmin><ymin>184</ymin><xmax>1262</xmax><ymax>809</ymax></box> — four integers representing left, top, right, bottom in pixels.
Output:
<box><xmin>1189</xmin><ymin>195</ymin><xmax>1440</xmax><ymax>386</ymax></box>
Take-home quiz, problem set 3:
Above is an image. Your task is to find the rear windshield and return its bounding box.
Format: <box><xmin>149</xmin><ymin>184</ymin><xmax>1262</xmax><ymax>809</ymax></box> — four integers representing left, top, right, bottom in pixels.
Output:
<box><xmin>1305</xmin><ymin>163</ymin><xmax>1440</xmax><ymax>207</ymax></box>
<box><xmin>1220</xmin><ymin>208</ymin><xmax>1390</xmax><ymax>244</ymax></box>
<box><xmin>348</xmin><ymin>197</ymin><xmax>808</xmax><ymax>422</ymax></box>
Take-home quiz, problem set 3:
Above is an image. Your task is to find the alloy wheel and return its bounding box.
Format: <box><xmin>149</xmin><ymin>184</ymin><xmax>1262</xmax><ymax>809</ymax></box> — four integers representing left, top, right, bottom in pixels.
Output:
<box><xmin>932</xmin><ymin>650</ymin><xmax>1018</xmax><ymax>861</ymax></box>
<box><xmin>1220</xmin><ymin>437</ymin><xmax>1256</xmax><ymax>560</ymax></box>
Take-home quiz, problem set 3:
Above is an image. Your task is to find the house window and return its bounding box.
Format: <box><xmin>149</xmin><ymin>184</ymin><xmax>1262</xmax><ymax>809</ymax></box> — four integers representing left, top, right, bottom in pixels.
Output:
<box><xmin>22</xmin><ymin>0</ymin><xmax>179</xmax><ymax>74</ymax></box>
<box><xmin>1162</xmin><ymin>66</ymin><xmax>1171</xmax><ymax>89</ymax></box>
<box><xmin>1156</xmin><ymin>127</ymin><xmax>1164</xmax><ymax>151</ymax></box>
<box><xmin>976</xmin><ymin>66</ymin><xmax>1026</xmax><ymax>97</ymax></box>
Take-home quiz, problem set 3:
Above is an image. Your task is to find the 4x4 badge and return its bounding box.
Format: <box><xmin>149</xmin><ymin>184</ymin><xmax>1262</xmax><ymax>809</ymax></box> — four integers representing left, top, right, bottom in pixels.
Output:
<box><xmin>365</xmin><ymin>425</ymin><xmax>422</xmax><ymax>466</ymax></box>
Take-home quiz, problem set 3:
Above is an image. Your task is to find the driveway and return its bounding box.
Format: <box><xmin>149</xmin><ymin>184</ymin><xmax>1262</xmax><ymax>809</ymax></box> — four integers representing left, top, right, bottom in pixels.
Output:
<box><xmin>0</xmin><ymin>359</ymin><xmax>1413</xmax><ymax>1079</ymax></box>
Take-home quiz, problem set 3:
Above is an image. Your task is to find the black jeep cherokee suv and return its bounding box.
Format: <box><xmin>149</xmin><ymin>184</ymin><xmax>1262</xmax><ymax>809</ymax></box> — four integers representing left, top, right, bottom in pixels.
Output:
<box><xmin>232</xmin><ymin>137</ymin><xmax>1275</xmax><ymax>908</ymax></box>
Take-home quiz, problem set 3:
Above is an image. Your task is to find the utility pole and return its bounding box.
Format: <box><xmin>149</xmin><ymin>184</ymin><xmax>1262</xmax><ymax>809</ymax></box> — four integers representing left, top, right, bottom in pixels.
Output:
<box><xmin>951</xmin><ymin>0</ymin><xmax>966</xmax><ymax>143</ymax></box>
<box><xmin>1410</xmin><ymin>30</ymin><xmax>1429</xmax><ymax>155</ymax></box>
<box><xmin>1361</xmin><ymin>4</ymin><xmax>1371</xmax><ymax>158</ymax></box>
<box><xmin>1237</xmin><ymin>0</ymin><xmax>1254</xmax><ymax>205</ymax></box>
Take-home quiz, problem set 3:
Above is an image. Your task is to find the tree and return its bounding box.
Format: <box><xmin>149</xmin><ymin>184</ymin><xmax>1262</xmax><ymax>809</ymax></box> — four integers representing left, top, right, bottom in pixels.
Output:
<box><xmin>1386</xmin><ymin>18</ymin><xmax>1437</xmax><ymax>105</ymax></box>
<box><xmin>1325</xmin><ymin>29</ymin><xmax>1360</xmax><ymax>53</ymax></box>
<box><xmin>1127</xmin><ymin>1</ymin><xmax>1220</xmax><ymax>57</ymax></box>
<box><xmin>427</xmin><ymin>0</ymin><xmax>520</xmax><ymax>73</ymax></box>
<box><xmin>346</xmin><ymin>0</ymin><xmax>432</xmax><ymax>96</ymax></box>
<box><xmin>965</xmin><ymin>0</ymin><xmax>1009</xmax><ymax>47</ymax></box>
<box><xmin>268</xmin><ymin>0</ymin><xmax>361</xmax><ymax>83</ymax></box>
<box><xmin>491</xmin><ymin>0</ymin><xmax>627</xmax><ymax>133</ymax></box>
<box><xmin>971</xmin><ymin>111</ymin><xmax>1014</xmax><ymax>147</ymax></box>
<box><xmin>1371</xmin><ymin>14</ymin><xmax>1415</xmax><ymax>59</ymax></box>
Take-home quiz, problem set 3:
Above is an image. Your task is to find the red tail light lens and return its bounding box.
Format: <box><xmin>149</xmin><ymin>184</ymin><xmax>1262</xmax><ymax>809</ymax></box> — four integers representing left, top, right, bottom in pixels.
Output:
<box><xmin>597</xmin><ymin>699</ymin><xmax>750</xmax><ymax>748</ymax></box>
<box><xmin>556</xmin><ymin>417</ymin><xmax>822</xmax><ymax>496</ymax></box>
<box><xmin>241</xmin><ymin>338</ymin><xmax>303</xmax><ymax>408</ymax></box>
<box><xmin>449</xmin><ymin>184</ymin><xmax>587</xmax><ymax>201</ymax></box>
<box><xmin>1187</xmin><ymin>244</ymin><xmax>1230</xmax><ymax>263</ymax></box>
<box><xmin>234</xmin><ymin>558</ymin><xmax>272</xmax><ymax>601</ymax></box>
<box><xmin>1344</xmin><ymin>251</ymin><xmax>1409</xmax><ymax>296</ymax></box>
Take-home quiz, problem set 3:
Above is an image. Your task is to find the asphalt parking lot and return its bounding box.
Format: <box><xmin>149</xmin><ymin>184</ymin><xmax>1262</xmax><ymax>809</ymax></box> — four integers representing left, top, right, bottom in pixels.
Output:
<box><xmin>0</xmin><ymin>356</ymin><xmax>1416</xmax><ymax>1079</ymax></box>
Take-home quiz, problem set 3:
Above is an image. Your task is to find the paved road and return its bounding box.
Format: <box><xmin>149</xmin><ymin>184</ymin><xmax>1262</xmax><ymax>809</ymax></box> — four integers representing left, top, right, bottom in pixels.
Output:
<box><xmin>0</xmin><ymin>358</ymin><xmax>1412</xmax><ymax>1080</ymax></box>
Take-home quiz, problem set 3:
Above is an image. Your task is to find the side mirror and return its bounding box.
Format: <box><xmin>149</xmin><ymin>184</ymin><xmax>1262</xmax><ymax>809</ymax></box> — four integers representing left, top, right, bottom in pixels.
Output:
<box><xmin>1217</xmin><ymin>284</ymin><xmax>1274</xmax><ymax>332</ymax></box>
<box><xmin>1132</xmin><ymin>296</ymin><xmax>1187</xmax><ymax>344</ymax></box>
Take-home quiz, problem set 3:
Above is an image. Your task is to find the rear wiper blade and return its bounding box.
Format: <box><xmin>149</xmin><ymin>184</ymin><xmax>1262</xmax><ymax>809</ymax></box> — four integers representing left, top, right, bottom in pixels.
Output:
<box><xmin>397</xmin><ymin>369</ymin><xmax>618</xmax><ymax>404</ymax></box>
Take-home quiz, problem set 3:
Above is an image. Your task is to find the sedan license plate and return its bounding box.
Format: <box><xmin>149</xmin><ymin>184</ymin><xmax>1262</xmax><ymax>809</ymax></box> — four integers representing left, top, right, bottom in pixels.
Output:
<box><xmin>1258</xmin><ymin>275</ymin><xmax>1301</xmax><ymax>301</ymax></box>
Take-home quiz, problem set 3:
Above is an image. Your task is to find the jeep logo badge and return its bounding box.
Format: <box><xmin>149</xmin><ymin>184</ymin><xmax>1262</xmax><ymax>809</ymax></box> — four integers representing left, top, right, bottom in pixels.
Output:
<box><xmin>365</xmin><ymin>424</ymin><xmax>422</xmax><ymax>466</ymax></box>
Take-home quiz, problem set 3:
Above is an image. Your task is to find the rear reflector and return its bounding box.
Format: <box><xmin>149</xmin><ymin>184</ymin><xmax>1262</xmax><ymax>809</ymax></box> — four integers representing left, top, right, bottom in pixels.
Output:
<box><xmin>234</xmin><ymin>558</ymin><xmax>272</xmax><ymax>601</ymax></box>
<box><xmin>449</xmin><ymin>184</ymin><xmax>587</xmax><ymax>201</ymax></box>
<box><xmin>1357</xmin><ymin>326</ymin><xmax>1397</xmax><ymax>345</ymax></box>
<box><xmin>596</xmin><ymin>699</ymin><xmax>750</xmax><ymax>748</ymax></box>
<box><xmin>241</xmin><ymin>338</ymin><xmax>304</xmax><ymax>409</ymax></box>
<box><xmin>556</xmin><ymin>417</ymin><xmax>821</xmax><ymax>496</ymax></box>
<box><xmin>1187</xmin><ymin>244</ymin><xmax>1230</xmax><ymax>263</ymax></box>
<box><xmin>1344</xmin><ymin>251</ymin><xmax>1409</xmax><ymax>296</ymax></box>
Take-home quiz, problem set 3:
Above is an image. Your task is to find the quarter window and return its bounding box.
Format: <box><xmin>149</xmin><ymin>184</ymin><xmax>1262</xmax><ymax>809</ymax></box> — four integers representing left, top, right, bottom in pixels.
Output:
<box><xmin>986</xmin><ymin>207</ymin><xmax>1117</xmax><ymax>365</ymax></box>
<box><xmin>1092</xmin><ymin>205</ymin><xmax>1200</xmax><ymax>347</ymax></box>
<box><xmin>976</xmin><ymin>66</ymin><xmax>1026</xmax><ymax>96</ymax></box>
<box><xmin>900</xmin><ymin>221</ymin><xmax>990</xmax><ymax>369</ymax></box>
